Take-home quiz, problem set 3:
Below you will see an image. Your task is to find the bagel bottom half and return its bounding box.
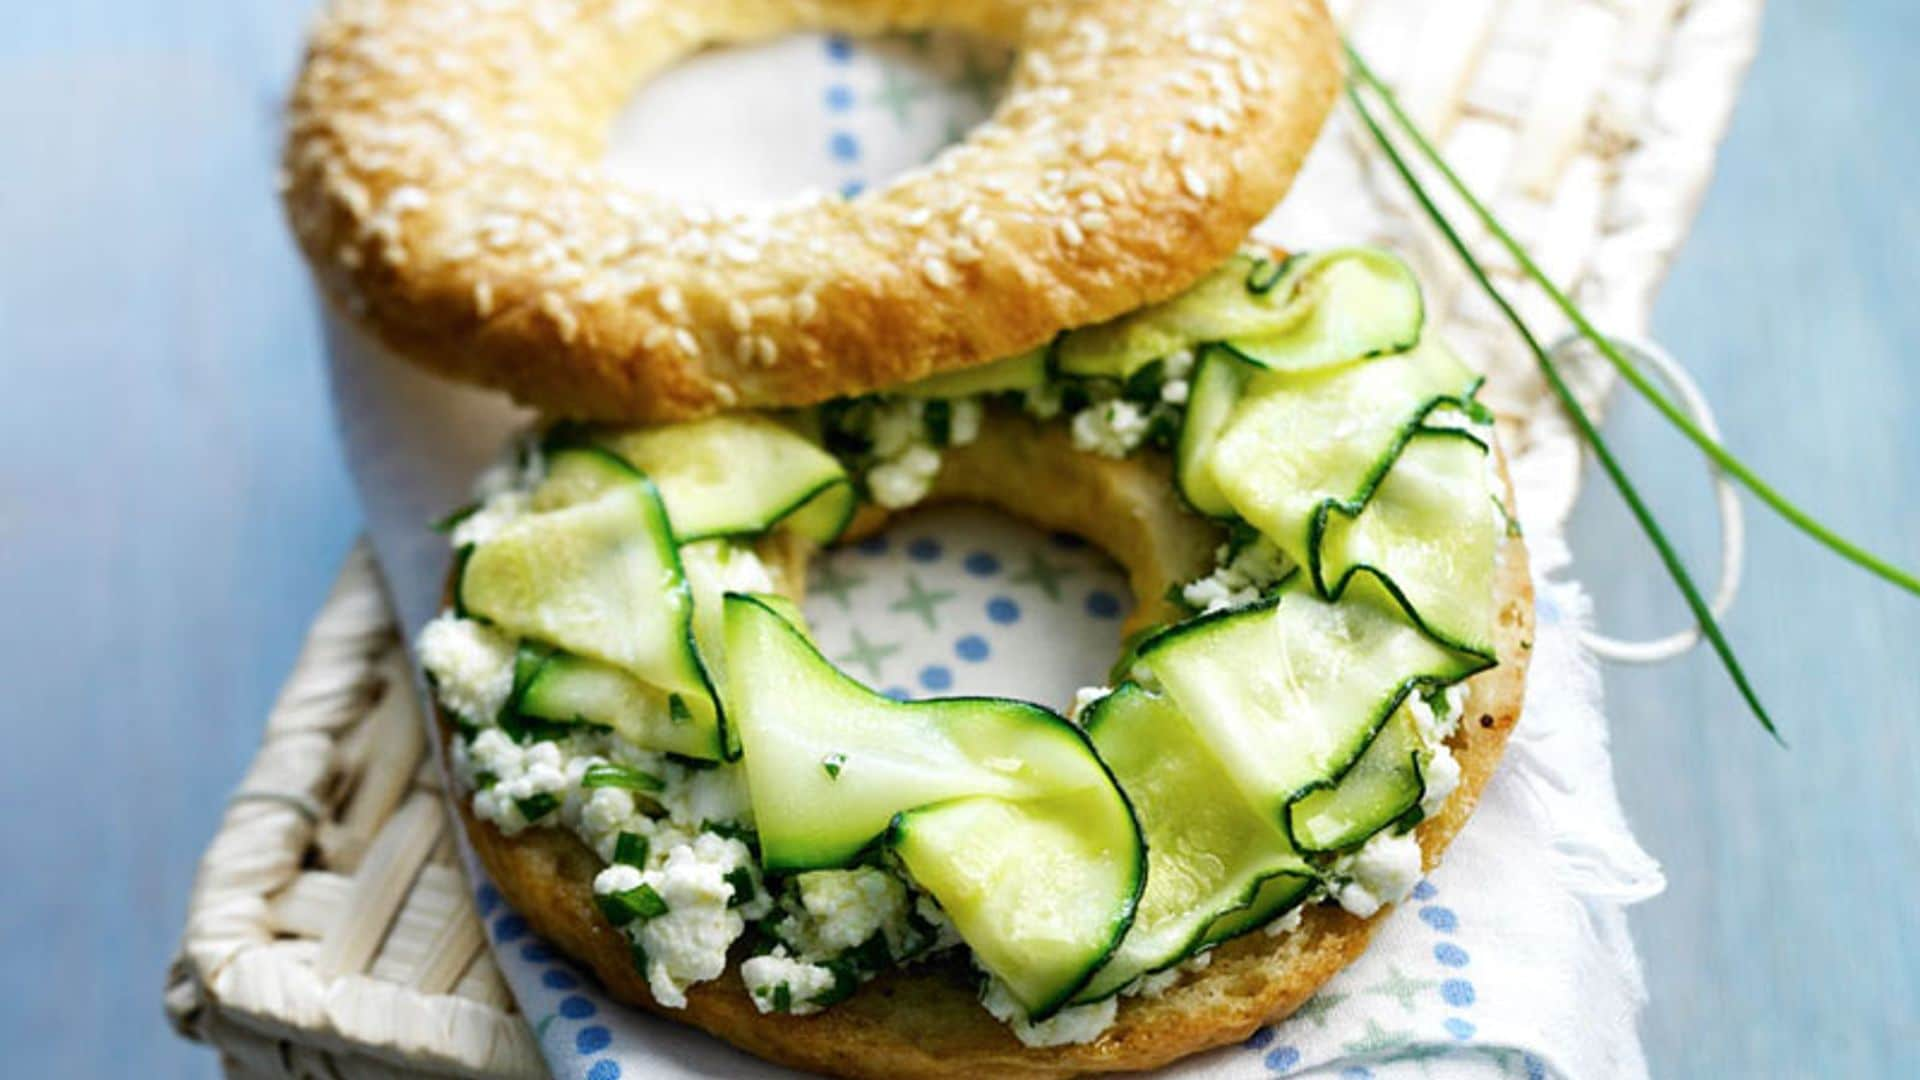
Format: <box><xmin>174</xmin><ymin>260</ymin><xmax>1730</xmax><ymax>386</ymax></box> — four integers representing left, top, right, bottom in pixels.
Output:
<box><xmin>447</xmin><ymin>411</ymin><xmax>1534</xmax><ymax>1079</ymax></box>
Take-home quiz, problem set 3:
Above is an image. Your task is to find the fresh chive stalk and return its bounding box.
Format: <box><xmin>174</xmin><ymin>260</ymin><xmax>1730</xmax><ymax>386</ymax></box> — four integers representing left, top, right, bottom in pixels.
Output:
<box><xmin>582</xmin><ymin>762</ymin><xmax>666</xmax><ymax>793</ymax></box>
<box><xmin>1343</xmin><ymin>70</ymin><xmax>1780</xmax><ymax>741</ymax></box>
<box><xmin>1346</xmin><ymin>44</ymin><xmax>1919</xmax><ymax>599</ymax></box>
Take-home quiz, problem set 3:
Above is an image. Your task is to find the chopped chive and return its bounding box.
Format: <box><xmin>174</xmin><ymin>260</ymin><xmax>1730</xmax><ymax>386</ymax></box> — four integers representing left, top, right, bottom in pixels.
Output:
<box><xmin>821</xmin><ymin>753</ymin><xmax>846</xmax><ymax>780</ymax></box>
<box><xmin>1343</xmin><ymin>69</ymin><xmax>1779</xmax><ymax>740</ymax></box>
<box><xmin>1345</xmin><ymin>43</ymin><xmax>1920</xmax><ymax>600</ymax></box>
<box><xmin>583</xmin><ymin>762</ymin><xmax>666</xmax><ymax>793</ymax></box>
<box><xmin>597</xmin><ymin>882</ymin><xmax>669</xmax><ymax>926</ymax></box>
<box><xmin>473</xmin><ymin>769</ymin><xmax>498</xmax><ymax>788</ymax></box>
<box><xmin>431</xmin><ymin>502</ymin><xmax>480</xmax><ymax>534</ymax></box>
<box><xmin>629</xmin><ymin>941</ymin><xmax>650</xmax><ymax>973</ymax></box>
<box><xmin>515</xmin><ymin>793</ymin><xmax>560</xmax><ymax>823</ymax></box>
<box><xmin>668</xmin><ymin>695</ymin><xmax>694</xmax><ymax>726</ymax></box>
<box><xmin>772</xmin><ymin>983</ymin><xmax>793</xmax><ymax>1013</ymax></box>
<box><xmin>924</xmin><ymin>399</ymin><xmax>954</xmax><ymax>446</ymax></box>
<box><xmin>613</xmin><ymin>831</ymin><xmax>650</xmax><ymax>867</ymax></box>
<box><xmin>724</xmin><ymin>866</ymin><xmax>758</xmax><ymax>908</ymax></box>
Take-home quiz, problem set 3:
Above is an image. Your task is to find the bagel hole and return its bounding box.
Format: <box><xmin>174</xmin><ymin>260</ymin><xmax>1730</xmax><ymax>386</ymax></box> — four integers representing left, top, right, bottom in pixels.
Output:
<box><xmin>605</xmin><ymin>31</ymin><xmax>1010</xmax><ymax>207</ymax></box>
<box><xmin>801</xmin><ymin>505</ymin><xmax>1131</xmax><ymax>713</ymax></box>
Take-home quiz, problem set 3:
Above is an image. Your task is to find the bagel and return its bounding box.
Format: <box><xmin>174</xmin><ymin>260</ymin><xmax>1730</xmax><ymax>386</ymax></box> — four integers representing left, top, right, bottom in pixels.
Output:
<box><xmin>283</xmin><ymin>0</ymin><xmax>1341</xmax><ymax>422</ymax></box>
<box><xmin>447</xmin><ymin>412</ymin><xmax>1532</xmax><ymax>1077</ymax></box>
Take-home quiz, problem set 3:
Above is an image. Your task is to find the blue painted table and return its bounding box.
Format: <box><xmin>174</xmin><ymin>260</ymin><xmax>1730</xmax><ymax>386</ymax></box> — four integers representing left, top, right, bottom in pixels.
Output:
<box><xmin>0</xmin><ymin>2</ymin><xmax>1911</xmax><ymax>1076</ymax></box>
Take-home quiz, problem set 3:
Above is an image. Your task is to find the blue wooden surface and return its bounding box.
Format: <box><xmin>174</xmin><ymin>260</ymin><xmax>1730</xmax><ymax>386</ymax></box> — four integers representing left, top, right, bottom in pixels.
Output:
<box><xmin>0</xmin><ymin>2</ymin><xmax>1912</xmax><ymax>1077</ymax></box>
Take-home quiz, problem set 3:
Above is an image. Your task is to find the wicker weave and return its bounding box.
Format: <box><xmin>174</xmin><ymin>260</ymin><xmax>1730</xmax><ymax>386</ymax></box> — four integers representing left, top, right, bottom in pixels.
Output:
<box><xmin>167</xmin><ymin>2</ymin><xmax>1762</xmax><ymax>1075</ymax></box>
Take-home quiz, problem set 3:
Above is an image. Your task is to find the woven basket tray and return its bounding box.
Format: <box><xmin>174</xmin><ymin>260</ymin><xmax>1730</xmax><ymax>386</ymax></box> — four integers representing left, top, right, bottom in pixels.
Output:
<box><xmin>167</xmin><ymin>2</ymin><xmax>1761</xmax><ymax>1075</ymax></box>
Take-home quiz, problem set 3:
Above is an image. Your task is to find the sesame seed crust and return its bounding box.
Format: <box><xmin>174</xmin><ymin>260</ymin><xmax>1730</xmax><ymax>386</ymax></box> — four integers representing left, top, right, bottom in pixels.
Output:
<box><xmin>283</xmin><ymin>0</ymin><xmax>1341</xmax><ymax>421</ymax></box>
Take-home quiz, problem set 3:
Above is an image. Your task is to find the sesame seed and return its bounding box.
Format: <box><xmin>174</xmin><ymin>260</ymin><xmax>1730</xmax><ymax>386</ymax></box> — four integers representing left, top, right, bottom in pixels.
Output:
<box><xmin>1181</xmin><ymin>166</ymin><xmax>1210</xmax><ymax>200</ymax></box>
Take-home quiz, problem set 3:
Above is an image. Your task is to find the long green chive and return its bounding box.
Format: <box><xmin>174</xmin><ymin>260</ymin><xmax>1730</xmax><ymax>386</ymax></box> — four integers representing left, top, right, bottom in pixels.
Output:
<box><xmin>1344</xmin><ymin>73</ymin><xmax>1780</xmax><ymax>741</ymax></box>
<box><xmin>515</xmin><ymin>792</ymin><xmax>561</xmax><ymax>822</ymax></box>
<box><xmin>597</xmin><ymin>882</ymin><xmax>669</xmax><ymax>926</ymax></box>
<box><xmin>1346</xmin><ymin>44</ymin><xmax>1919</xmax><ymax>599</ymax></box>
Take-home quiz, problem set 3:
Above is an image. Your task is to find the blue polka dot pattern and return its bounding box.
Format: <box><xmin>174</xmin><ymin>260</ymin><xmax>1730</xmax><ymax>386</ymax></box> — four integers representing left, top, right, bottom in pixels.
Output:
<box><xmin>986</xmin><ymin>596</ymin><xmax>1020</xmax><ymax>624</ymax></box>
<box><xmin>542</xmin><ymin>968</ymin><xmax>578</xmax><ymax>990</ymax></box>
<box><xmin>824</xmin><ymin>84</ymin><xmax>853</xmax><ymax>110</ymax></box>
<box><xmin>559</xmin><ymin>995</ymin><xmax>596</xmax><ymax>1019</ymax></box>
<box><xmin>1441</xmin><ymin>978</ymin><xmax>1476</xmax><ymax>1007</ymax></box>
<box><xmin>1243</xmin><ymin>1026</ymin><xmax>1274</xmax><ymax>1050</ymax></box>
<box><xmin>839</xmin><ymin>179</ymin><xmax>865</xmax><ymax>199</ymax></box>
<box><xmin>883</xmin><ymin>685</ymin><xmax>912</xmax><ymax>701</ymax></box>
<box><xmin>1419</xmin><ymin>905</ymin><xmax>1458</xmax><ymax>933</ymax></box>
<box><xmin>1084</xmin><ymin>589</ymin><xmax>1122</xmax><ymax>618</ymax></box>
<box><xmin>830</xmin><ymin>132</ymin><xmax>861</xmax><ymax>162</ymax></box>
<box><xmin>1265</xmin><ymin>1045</ymin><xmax>1300</xmax><ymax>1072</ymax></box>
<box><xmin>492</xmin><ymin>914</ymin><xmax>528</xmax><ymax>943</ymax></box>
<box><xmin>963</xmin><ymin>551</ymin><xmax>1000</xmax><ymax>576</ymax></box>
<box><xmin>1524</xmin><ymin>1053</ymin><xmax>1548</xmax><ymax>1080</ymax></box>
<box><xmin>955</xmin><ymin>635</ymin><xmax>989</xmax><ymax>662</ymax></box>
<box><xmin>919</xmin><ymin>665</ymin><xmax>953</xmax><ymax>691</ymax></box>
<box><xmin>1411</xmin><ymin>879</ymin><xmax>1437</xmax><ymax>900</ymax></box>
<box><xmin>586</xmin><ymin>1061</ymin><xmax>621</xmax><ymax>1080</ymax></box>
<box><xmin>475</xmin><ymin>883</ymin><xmax>501</xmax><ymax>914</ymax></box>
<box><xmin>908</xmin><ymin>537</ymin><xmax>943</xmax><ymax>562</ymax></box>
<box><xmin>575</xmin><ymin>1025</ymin><xmax>612</xmax><ymax>1055</ymax></box>
<box><xmin>824</xmin><ymin>35</ymin><xmax>853</xmax><ymax>61</ymax></box>
<box><xmin>520</xmin><ymin>942</ymin><xmax>556</xmax><ymax>963</ymax></box>
<box><xmin>1434</xmin><ymin>942</ymin><xmax>1470</xmax><ymax>968</ymax></box>
<box><xmin>1444</xmin><ymin>1017</ymin><xmax>1476</xmax><ymax>1041</ymax></box>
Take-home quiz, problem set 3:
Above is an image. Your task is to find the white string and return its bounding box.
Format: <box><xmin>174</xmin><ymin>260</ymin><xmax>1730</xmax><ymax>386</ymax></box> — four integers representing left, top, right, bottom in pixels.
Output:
<box><xmin>1558</xmin><ymin>333</ymin><xmax>1746</xmax><ymax>664</ymax></box>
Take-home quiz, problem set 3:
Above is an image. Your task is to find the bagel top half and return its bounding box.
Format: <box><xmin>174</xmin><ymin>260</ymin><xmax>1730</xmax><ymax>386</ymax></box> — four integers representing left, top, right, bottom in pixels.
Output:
<box><xmin>283</xmin><ymin>0</ymin><xmax>1341</xmax><ymax>421</ymax></box>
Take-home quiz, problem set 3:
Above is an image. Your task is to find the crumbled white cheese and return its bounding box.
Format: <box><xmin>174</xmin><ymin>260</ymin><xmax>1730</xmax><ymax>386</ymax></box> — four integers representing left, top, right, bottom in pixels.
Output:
<box><xmin>981</xmin><ymin>978</ymin><xmax>1117</xmax><ymax>1047</ymax></box>
<box><xmin>1263</xmin><ymin>905</ymin><xmax>1305</xmax><ymax>938</ymax></box>
<box><xmin>1180</xmin><ymin>537</ymin><xmax>1292</xmax><ymax>613</ymax></box>
<box><xmin>594</xmin><ymin>862</ymin><xmax>644</xmax><ymax>896</ymax></box>
<box><xmin>1068</xmin><ymin>685</ymin><xmax>1110</xmax><ymax>725</ymax></box>
<box><xmin>865</xmin><ymin>399</ymin><xmax>926</xmax><ymax>458</ymax></box>
<box><xmin>780</xmin><ymin>867</ymin><xmax>911</xmax><ymax>956</ymax></box>
<box><xmin>416</xmin><ymin>615</ymin><xmax>516</xmax><ymax>724</ymax></box>
<box><xmin>467</xmin><ymin>731</ymin><xmax>571</xmax><ymax>834</ymax></box>
<box><xmin>1419</xmin><ymin>746</ymin><xmax>1463</xmax><ymax>818</ymax></box>
<box><xmin>623</xmin><ymin>832</ymin><xmax>761</xmax><ymax>1008</ymax></box>
<box><xmin>867</xmin><ymin>444</ymin><xmax>942</xmax><ymax>508</ymax></box>
<box><xmin>1330</xmin><ymin>831</ymin><xmax>1424</xmax><ymax>918</ymax></box>
<box><xmin>741</xmin><ymin>947</ymin><xmax>841</xmax><ymax>1015</ymax></box>
<box><xmin>450</xmin><ymin>490</ymin><xmax>531</xmax><ymax>547</ymax></box>
<box><xmin>913</xmin><ymin>893</ymin><xmax>964</xmax><ymax>953</ymax></box>
<box><xmin>1070</xmin><ymin>399</ymin><xmax>1151</xmax><ymax>459</ymax></box>
<box><xmin>659</xmin><ymin>762</ymin><xmax>754</xmax><ymax>830</ymax></box>
<box><xmin>1126</xmin><ymin>947</ymin><xmax>1214</xmax><ymax>999</ymax></box>
<box><xmin>947</xmin><ymin>397</ymin><xmax>983</xmax><ymax>445</ymax></box>
<box><xmin>1159</xmin><ymin>348</ymin><xmax>1196</xmax><ymax>405</ymax></box>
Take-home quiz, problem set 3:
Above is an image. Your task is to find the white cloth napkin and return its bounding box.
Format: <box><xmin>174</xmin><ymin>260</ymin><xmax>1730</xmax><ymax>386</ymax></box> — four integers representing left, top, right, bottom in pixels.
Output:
<box><xmin>324</xmin><ymin>30</ymin><xmax>1663</xmax><ymax>1080</ymax></box>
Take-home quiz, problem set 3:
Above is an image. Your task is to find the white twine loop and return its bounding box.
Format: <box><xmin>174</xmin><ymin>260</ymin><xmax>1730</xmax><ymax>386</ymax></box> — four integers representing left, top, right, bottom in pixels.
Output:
<box><xmin>1557</xmin><ymin>332</ymin><xmax>1746</xmax><ymax>664</ymax></box>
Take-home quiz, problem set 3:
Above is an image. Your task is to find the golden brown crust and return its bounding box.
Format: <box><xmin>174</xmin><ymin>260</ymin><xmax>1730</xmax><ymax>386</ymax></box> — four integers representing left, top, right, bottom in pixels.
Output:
<box><xmin>284</xmin><ymin>0</ymin><xmax>1340</xmax><ymax>422</ymax></box>
<box><xmin>447</xmin><ymin>419</ymin><xmax>1533</xmax><ymax>1078</ymax></box>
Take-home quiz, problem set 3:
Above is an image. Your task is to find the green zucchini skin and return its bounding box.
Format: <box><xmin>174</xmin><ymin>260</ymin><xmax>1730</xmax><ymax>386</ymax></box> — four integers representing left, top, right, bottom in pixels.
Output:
<box><xmin>721</xmin><ymin>593</ymin><xmax>1145</xmax><ymax>1020</ymax></box>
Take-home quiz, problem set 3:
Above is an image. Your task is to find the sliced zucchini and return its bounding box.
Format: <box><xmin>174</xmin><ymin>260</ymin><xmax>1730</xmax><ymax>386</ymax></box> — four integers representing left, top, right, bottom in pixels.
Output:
<box><xmin>897</xmin><ymin>346</ymin><xmax>1050</xmax><ymax>399</ymax></box>
<box><xmin>1137</xmin><ymin>583</ymin><xmax>1478</xmax><ymax>822</ymax></box>
<box><xmin>1208</xmin><ymin>339</ymin><xmax>1478</xmax><ymax>569</ymax></box>
<box><xmin>1071</xmin><ymin>683</ymin><xmax>1309</xmax><ymax>1002</ymax></box>
<box><xmin>1056</xmin><ymin>248</ymin><xmax>1422</xmax><ymax>380</ymax></box>
<box><xmin>527</xmin><ymin>444</ymin><xmax>638</xmax><ymax>512</ymax></box>
<box><xmin>458</xmin><ymin>472</ymin><xmax>718</xmax><ymax>728</ymax></box>
<box><xmin>893</xmin><ymin>787</ymin><xmax>1140</xmax><ymax>1017</ymax></box>
<box><xmin>722</xmin><ymin>594</ymin><xmax>1142</xmax><ymax>1017</ymax></box>
<box><xmin>1314</xmin><ymin>429</ymin><xmax>1498</xmax><ymax>657</ymax></box>
<box><xmin>517</xmin><ymin>652</ymin><xmax>723</xmax><ymax>760</ymax></box>
<box><xmin>1287</xmin><ymin>697</ymin><xmax>1425</xmax><ymax>853</ymax></box>
<box><xmin>1217</xmin><ymin>248</ymin><xmax>1423</xmax><ymax>371</ymax></box>
<box><xmin>1056</xmin><ymin>254</ymin><xmax>1275</xmax><ymax>380</ymax></box>
<box><xmin>1174</xmin><ymin>346</ymin><xmax>1257</xmax><ymax>518</ymax></box>
<box><xmin>598</xmin><ymin>415</ymin><xmax>853</xmax><ymax>543</ymax></box>
<box><xmin>1196</xmin><ymin>868</ymin><xmax>1316</xmax><ymax>947</ymax></box>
